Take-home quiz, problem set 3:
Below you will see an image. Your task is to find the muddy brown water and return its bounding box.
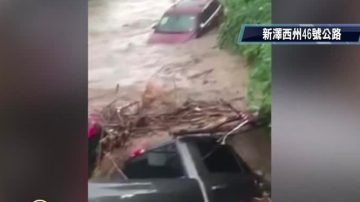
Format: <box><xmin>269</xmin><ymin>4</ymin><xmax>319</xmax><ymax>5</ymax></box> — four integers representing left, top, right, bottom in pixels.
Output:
<box><xmin>89</xmin><ymin>0</ymin><xmax>247</xmax><ymax>109</ymax></box>
<box><xmin>89</xmin><ymin>0</ymin><xmax>270</xmax><ymax>180</ymax></box>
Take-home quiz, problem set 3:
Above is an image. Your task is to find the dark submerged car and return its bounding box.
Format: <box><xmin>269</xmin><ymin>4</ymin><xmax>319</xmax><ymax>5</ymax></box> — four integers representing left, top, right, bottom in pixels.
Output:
<box><xmin>89</xmin><ymin>135</ymin><xmax>268</xmax><ymax>202</ymax></box>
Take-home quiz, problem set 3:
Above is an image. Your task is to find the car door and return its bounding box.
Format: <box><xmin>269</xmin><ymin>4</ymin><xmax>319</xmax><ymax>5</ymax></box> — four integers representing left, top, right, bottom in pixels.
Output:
<box><xmin>191</xmin><ymin>140</ymin><xmax>261</xmax><ymax>202</ymax></box>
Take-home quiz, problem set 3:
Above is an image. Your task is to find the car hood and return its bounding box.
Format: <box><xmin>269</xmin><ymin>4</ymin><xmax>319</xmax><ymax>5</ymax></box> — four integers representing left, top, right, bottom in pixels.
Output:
<box><xmin>148</xmin><ymin>32</ymin><xmax>196</xmax><ymax>44</ymax></box>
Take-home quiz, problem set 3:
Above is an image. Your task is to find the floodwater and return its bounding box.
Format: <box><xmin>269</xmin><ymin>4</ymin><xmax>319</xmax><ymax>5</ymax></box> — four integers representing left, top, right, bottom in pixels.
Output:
<box><xmin>88</xmin><ymin>0</ymin><xmax>248</xmax><ymax>111</ymax></box>
<box><xmin>88</xmin><ymin>0</ymin><xmax>272</xmax><ymax>179</ymax></box>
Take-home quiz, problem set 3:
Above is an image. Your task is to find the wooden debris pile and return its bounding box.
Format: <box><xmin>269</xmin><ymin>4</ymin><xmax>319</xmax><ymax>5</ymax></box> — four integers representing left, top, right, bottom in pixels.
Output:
<box><xmin>94</xmin><ymin>98</ymin><xmax>257</xmax><ymax>154</ymax></box>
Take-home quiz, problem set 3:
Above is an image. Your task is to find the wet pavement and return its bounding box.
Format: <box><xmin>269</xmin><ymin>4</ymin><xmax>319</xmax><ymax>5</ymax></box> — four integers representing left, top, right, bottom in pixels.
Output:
<box><xmin>89</xmin><ymin>0</ymin><xmax>248</xmax><ymax>110</ymax></box>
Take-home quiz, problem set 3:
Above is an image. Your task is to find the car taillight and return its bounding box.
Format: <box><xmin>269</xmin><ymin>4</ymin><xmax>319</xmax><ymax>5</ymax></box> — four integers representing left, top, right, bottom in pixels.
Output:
<box><xmin>131</xmin><ymin>148</ymin><xmax>145</xmax><ymax>157</ymax></box>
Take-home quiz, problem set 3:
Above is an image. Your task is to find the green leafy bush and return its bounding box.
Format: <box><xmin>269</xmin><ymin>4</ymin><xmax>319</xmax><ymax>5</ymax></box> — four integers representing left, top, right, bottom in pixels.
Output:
<box><xmin>218</xmin><ymin>0</ymin><xmax>271</xmax><ymax>123</ymax></box>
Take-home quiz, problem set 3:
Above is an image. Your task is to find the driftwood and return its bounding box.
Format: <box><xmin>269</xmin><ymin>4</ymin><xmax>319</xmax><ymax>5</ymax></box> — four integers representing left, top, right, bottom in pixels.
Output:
<box><xmin>92</xmin><ymin>98</ymin><xmax>257</xmax><ymax>155</ymax></box>
<box><xmin>188</xmin><ymin>69</ymin><xmax>214</xmax><ymax>79</ymax></box>
<box><xmin>172</xmin><ymin>115</ymin><xmax>240</xmax><ymax>136</ymax></box>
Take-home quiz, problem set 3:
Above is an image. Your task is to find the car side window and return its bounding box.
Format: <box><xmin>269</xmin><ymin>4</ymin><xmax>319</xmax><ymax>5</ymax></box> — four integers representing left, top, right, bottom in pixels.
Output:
<box><xmin>196</xmin><ymin>140</ymin><xmax>245</xmax><ymax>173</ymax></box>
<box><xmin>201</xmin><ymin>1</ymin><xmax>220</xmax><ymax>24</ymax></box>
<box><xmin>123</xmin><ymin>143</ymin><xmax>184</xmax><ymax>179</ymax></box>
<box><xmin>208</xmin><ymin>1</ymin><xmax>220</xmax><ymax>14</ymax></box>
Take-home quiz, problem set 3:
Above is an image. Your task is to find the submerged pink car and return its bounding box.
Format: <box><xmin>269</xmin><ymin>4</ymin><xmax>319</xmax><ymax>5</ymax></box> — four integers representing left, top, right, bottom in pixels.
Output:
<box><xmin>148</xmin><ymin>0</ymin><xmax>223</xmax><ymax>44</ymax></box>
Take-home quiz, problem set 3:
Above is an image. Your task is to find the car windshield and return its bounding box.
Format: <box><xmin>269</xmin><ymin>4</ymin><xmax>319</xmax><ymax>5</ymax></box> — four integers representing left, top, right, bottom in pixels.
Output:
<box><xmin>155</xmin><ymin>15</ymin><xmax>196</xmax><ymax>33</ymax></box>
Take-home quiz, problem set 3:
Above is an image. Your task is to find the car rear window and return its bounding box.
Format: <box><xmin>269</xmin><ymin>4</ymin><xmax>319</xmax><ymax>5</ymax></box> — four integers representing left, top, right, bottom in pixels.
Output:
<box><xmin>195</xmin><ymin>139</ymin><xmax>245</xmax><ymax>173</ymax></box>
<box><xmin>123</xmin><ymin>143</ymin><xmax>185</xmax><ymax>179</ymax></box>
<box><xmin>156</xmin><ymin>15</ymin><xmax>196</xmax><ymax>33</ymax></box>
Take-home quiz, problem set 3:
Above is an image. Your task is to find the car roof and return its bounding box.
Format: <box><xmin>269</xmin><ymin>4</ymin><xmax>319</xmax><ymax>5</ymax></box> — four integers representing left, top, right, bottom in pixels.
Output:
<box><xmin>165</xmin><ymin>0</ymin><xmax>212</xmax><ymax>15</ymax></box>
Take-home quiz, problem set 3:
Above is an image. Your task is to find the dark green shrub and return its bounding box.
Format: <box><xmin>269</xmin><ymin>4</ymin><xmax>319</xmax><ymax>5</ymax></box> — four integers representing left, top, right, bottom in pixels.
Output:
<box><xmin>218</xmin><ymin>0</ymin><xmax>271</xmax><ymax>123</ymax></box>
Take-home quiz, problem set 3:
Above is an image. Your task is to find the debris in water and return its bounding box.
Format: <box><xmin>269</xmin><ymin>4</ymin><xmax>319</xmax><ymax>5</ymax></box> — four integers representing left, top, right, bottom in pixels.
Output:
<box><xmin>188</xmin><ymin>69</ymin><xmax>214</xmax><ymax>79</ymax></box>
<box><xmin>93</xmin><ymin>96</ymin><xmax>258</xmax><ymax>156</ymax></box>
